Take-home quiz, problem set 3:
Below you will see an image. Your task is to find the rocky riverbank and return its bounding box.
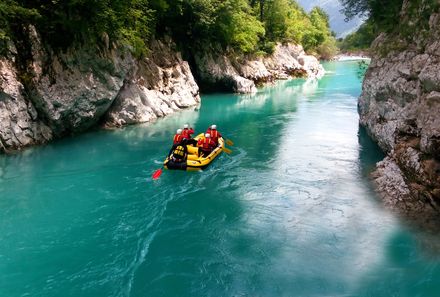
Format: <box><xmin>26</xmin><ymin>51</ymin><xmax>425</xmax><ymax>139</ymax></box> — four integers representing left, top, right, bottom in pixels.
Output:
<box><xmin>0</xmin><ymin>25</ymin><xmax>324</xmax><ymax>153</ymax></box>
<box><xmin>194</xmin><ymin>43</ymin><xmax>324</xmax><ymax>93</ymax></box>
<box><xmin>0</xmin><ymin>26</ymin><xmax>201</xmax><ymax>153</ymax></box>
<box><xmin>359</xmin><ymin>2</ymin><xmax>440</xmax><ymax>218</ymax></box>
<box><xmin>333</xmin><ymin>54</ymin><xmax>370</xmax><ymax>61</ymax></box>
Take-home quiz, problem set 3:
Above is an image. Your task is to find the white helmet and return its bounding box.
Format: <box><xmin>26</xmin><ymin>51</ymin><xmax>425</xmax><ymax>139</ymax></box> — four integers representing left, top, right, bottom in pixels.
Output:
<box><xmin>176</xmin><ymin>129</ymin><xmax>182</xmax><ymax>134</ymax></box>
<box><xmin>211</xmin><ymin>124</ymin><xmax>217</xmax><ymax>130</ymax></box>
<box><xmin>183</xmin><ymin>124</ymin><xmax>189</xmax><ymax>129</ymax></box>
<box><xmin>205</xmin><ymin>133</ymin><xmax>211</xmax><ymax>138</ymax></box>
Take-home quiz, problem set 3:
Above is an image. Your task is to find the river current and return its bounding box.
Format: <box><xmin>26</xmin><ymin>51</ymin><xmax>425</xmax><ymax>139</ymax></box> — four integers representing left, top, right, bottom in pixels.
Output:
<box><xmin>1</xmin><ymin>61</ymin><xmax>439</xmax><ymax>297</ymax></box>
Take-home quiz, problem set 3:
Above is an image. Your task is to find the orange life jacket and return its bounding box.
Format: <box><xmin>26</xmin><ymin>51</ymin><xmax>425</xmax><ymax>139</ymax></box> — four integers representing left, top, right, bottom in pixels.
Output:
<box><xmin>210</xmin><ymin>130</ymin><xmax>220</xmax><ymax>142</ymax></box>
<box><xmin>173</xmin><ymin>134</ymin><xmax>183</xmax><ymax>144</ymax></box>
<box><xmin>198</xmin><ymin>137</ymin><xmax>215</xmax><ymax>151</ymax></box>
<box><xmin>206</xmin><ymin>128</ymin><xmax>221</xmax><ymax>143</ymax></box>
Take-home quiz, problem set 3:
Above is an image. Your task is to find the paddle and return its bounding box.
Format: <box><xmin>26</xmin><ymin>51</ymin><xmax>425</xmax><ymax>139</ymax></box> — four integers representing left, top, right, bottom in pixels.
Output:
<box><xmin>153</xmin><ymin>144</ymin><xmax>177</xmax><ymax>180</ymax></box>
<box><xmin>152</xmin><ymin>167</ymin><xmax>164</xmax><ymax>180</ymax></box>
<box><xmin>225</xmin><ymin>139</ymin><xmax>234</xmax><ymax>146</ymax></box>
<box><xmin>222</xmin><ymin>147</ymin><xmax>232</xmax><ymax>154</ymax></box>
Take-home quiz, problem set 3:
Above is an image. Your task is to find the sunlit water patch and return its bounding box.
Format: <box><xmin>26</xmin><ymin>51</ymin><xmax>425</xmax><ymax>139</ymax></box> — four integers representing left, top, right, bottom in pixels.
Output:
<box><xmin>1</xmin><ymin>61</ymin><xmax>439</xmax><ymax>297</ymax></box>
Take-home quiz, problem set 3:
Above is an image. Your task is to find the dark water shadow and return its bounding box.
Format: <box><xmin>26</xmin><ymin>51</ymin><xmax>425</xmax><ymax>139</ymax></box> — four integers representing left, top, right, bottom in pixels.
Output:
<box><xmin>358</xmin><ymin>124</ymin><xmax>440</xmax><ymax>254</ymax></box>
<box><xmin>358</xmin><ymin>124</ymin><xmax>385</xmax><ymax>177</ymax></box>
<box><xmin>350</xmin><ymin>229</ymin><xmax>440</xmax><ymax>297</ymax></box>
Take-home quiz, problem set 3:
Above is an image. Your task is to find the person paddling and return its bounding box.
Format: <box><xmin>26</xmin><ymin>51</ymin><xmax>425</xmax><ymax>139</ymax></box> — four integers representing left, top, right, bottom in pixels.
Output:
<box><xmin>168</xmin><ymin>143</ymin><xmax>188</xmax><ymax>163</ymax></box>
<box><xmin>197</xmin><ymin>133</ymin><xmax>216</xmax><ymax>157</ymax></box>
<box><xmin>181</xmin><ymin>124</ymin><xmax>194</xmax><ymax>139</ymax></box>
<box><xmin>206</xmin><ymin>124</ymin><xmax>222</xmax><ymax>145</ymax></box>
<box><xmin>173</xmin><ymin>129</ymin><xmax>183</xmax><ymax>144</ymax></box>
<box><xmin>182</xmin><ymin>123</ymin><xmax>197</xmax><ymax>146</ymax></box>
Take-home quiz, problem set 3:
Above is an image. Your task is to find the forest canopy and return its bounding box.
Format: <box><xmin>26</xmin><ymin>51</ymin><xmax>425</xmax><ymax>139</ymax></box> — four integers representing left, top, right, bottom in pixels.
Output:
<box><xmin>339</xmin><ymin>0</ymin><xmax>440</xmax><ymax>51</ymax></box>
<box><xmin>0</xmin><ymin>0</ymin><xmax>337</xmax><ymax>58</ymax></box>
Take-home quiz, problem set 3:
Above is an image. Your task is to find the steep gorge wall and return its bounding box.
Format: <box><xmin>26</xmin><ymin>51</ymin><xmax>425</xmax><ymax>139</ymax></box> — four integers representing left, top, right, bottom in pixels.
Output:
<box><xmin>0</xmin><ymin>26</ymin><xmax>324</xmax><ymax>153</ymax></box>
<box><xmin>359</xmin><ymin>2</ymin><xmax>440</xmax><ymax>216</ymax></box>
<box><xmin>0</xmin><ymin>27</ymin><xmax>200</xmax><ymax>153</ymax></box>
<box><xmin>194</xmin><ymin>43</ymin><xmax>324</xmax><ymax>93</ymax></box>
<box><xmin>0</xmin><ymin>56</ymin><xmax>52</xmax><ymax>151</ymax></box>
<box><xmin>105</xmin><ymin>40</ymin><xmax>200</xmax><ymax>126</ymax></box>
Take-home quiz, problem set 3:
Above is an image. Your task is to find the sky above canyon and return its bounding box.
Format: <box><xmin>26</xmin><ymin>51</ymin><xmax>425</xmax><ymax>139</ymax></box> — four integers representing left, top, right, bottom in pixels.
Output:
<box><xmin>297</xmin><ymin>0</ymin><xmax>364</xmax><ymax>37</ymax></box>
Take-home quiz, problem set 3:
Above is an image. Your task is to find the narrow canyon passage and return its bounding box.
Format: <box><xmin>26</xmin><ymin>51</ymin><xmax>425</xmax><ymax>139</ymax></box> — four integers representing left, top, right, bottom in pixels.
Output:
<box><xmin>1</xmin><ymin>61</ymin><xmax>439</xmax><ymax>297</ymax></box>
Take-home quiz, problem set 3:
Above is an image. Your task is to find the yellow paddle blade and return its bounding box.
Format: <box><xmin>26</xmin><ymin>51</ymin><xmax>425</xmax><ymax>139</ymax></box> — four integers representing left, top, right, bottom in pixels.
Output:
<box><xmin>222</xmin><ymin>147</ymin><xmax>232</xmax><ymax>154</ymax></box>
<box><xmin>225</xmin><ymin>139</ymin><xmax>234</xmax><ymax>146</ymax></box>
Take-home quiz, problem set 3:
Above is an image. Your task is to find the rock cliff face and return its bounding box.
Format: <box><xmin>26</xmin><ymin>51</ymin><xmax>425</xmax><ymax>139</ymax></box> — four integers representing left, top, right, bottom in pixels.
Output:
<box><xmin>359</xmin><ymin>4</ymin><xmax>440</xmax><ymax>215</ymax></box>
<box><xmin>0</xmin><ymin>26</ymin><xmax>324</xmax><ymax>153</ymax></box>
<box><xmin>0</xmin><ymin>27</ymin><xmax>200</xmax><ymax>153</ymax></box>
<box><xmin>104</xmin><ymin>40</ymin><xmax>200</xmax><ymax>126</ymax></box>
<box><xmin>25</xmin><ymin>26</ymin><xmax>134</xmax><ymax>135</ymax></box>
<box><xmin>194</xmin><ymin>43</ymin><xmax>324</xmax><ymax>93</ymax></box>
<box><xmin>0</xmin><ymin>56</ymin><xmax>52</xmax><ymax>151</ymax></box>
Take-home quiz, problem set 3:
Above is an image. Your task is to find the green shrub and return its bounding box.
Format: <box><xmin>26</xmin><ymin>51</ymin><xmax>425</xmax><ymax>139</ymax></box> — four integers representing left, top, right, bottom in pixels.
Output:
<box><xmin>317</xmin><ymin>38</ymin><xmax>339</xmax><ymax>60</ymax></box>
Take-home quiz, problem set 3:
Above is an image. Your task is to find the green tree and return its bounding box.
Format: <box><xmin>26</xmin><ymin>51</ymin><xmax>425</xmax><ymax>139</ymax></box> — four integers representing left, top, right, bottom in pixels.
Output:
<box><xmin>284</xmin><ymin>3</ymin><xmax>310</xmax><ymax>43</ymax></box>
<box><xmin>309</xmin><ymin>6</ymin><xmax>330</xmax><ymax>31</ymax></box>
<box><xmin>0</xmin><ymin>1</ymin><xmax>39</xmax><ymax>42</ymax></box>
<box><xmin>340</xmin><ymin>0</ymin><xmax>403</xmax><ymax>31</ymax></box>
<box><xmin>301</xmin><ymin>6</ymin><xmax>337</xmax><ymax>58</ymax></box>
<box><xmin>216</xmin><ymin>0</ymin><xmax>265</xmax><ymax>53</ymax></box>
<box><xmin>264</xmin><ymin>0</ymin><xmax>288</xmax><ymax>41</ymax></box>
<box><xmin>0</xmin><ymin>0</ymin><xmax>153</xmax><ymax>56</ymax></box>
<box><xmin>339</xmin><ymin>20</ymin><xmax>375</xmax><ymax>51</ymax></box>
<box><xmin>340</xmin><ymin>0</ymin><xmax>439</xmax><ymax>51</ymax></box>
<box><xmin>1</xmin><ymin>0</ymin><xmax>338</xmax><ymax>58</ymax></box>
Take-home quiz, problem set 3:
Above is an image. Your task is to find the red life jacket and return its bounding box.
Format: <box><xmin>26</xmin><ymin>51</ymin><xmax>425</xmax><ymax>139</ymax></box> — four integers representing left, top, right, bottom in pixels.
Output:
<box><xmin>198</xmin><ymin>137</ymin><xmax>215</xmax><ymax>151</ymax></box>
<box><xmin>209</xmin><ymin>129</ymin><xmax>221</xmax><ymax>143</ymax></box>
<box><xmin>182</xmin><ymin>128</ymin><xmax>194</xmax><ymax>139</ymax></box>
<box><xmin>173</xmin><ymin>134</ymin><xmax>183</xmax><ymax>144</ymax></box>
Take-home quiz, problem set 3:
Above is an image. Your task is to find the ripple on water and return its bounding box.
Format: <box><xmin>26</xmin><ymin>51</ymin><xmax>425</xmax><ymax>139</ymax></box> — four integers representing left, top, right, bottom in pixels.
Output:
<box><xmin>2</xmin><ymin>61</ymin><xmax>440</xmax><ymax>297</ymax></box>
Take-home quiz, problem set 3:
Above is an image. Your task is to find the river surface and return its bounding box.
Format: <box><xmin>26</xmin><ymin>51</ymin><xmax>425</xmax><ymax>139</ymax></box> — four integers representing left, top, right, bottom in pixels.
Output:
<box><xmin>1</xmin><ymin>61</ymin><xmax>440</xmax><ymax>297</ymax></box>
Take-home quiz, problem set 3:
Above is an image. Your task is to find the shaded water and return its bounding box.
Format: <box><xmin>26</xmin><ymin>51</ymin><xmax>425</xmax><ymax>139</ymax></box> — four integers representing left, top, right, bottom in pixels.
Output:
<box><xmin>1</xmin><ymin>61</ymin><xmax>439</xmax><ymax>297</ymax></box>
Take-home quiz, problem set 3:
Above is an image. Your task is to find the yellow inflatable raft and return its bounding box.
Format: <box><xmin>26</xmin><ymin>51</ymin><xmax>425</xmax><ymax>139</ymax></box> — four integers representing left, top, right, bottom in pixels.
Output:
<box><xmin>164</xmin><ymin>133</ymin><xmax>224</xmax><ymax>171</ymax></box>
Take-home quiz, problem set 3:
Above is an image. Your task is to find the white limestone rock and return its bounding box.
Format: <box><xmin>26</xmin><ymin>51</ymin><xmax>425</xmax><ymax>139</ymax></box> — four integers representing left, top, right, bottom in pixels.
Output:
<box><xmin>105</xmin><ymin>40</ymin><xmax>201</xmax><ymax>126</ymax></box>
<box><xmin>196</xmin><ymin>43</ymin><xmax>325</xmax><ymax>93</ymax></box>
<box><xmin>0</xmin><ymin>58</ymin><xmax>52</xmax><ymax>153</ymax></box>
<box><xmin>360</xmin><ymin>5</ymin><xmax>440</xmax><ymax>210</ymax></box>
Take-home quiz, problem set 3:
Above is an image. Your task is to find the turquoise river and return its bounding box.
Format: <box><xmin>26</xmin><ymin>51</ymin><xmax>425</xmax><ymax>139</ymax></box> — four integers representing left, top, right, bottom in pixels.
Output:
<box><xmin>1</xmin><ymin>61</ymin><xmax>440</xmax><ymax>297</ymax></box>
